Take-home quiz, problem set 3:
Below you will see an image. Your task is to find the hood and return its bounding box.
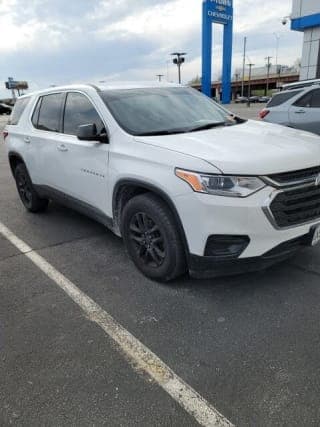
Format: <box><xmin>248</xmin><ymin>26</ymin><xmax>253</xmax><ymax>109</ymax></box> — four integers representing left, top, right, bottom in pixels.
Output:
<box><xmin>134</xmin><ymin>120</ymin><xmax>320</xmax><ymax>175</ymax></box>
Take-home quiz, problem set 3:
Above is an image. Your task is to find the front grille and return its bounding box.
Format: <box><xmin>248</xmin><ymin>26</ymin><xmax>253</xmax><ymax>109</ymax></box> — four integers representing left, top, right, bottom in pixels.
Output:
<box><xmin>268</xmin><ymin>166</ymin><xmax>320</xmax><ymax>186</ymax></box>
<box><xmin>270</xmin><ymin>184</ymin><xmax>320</xmax><ymax>227</ymax></box>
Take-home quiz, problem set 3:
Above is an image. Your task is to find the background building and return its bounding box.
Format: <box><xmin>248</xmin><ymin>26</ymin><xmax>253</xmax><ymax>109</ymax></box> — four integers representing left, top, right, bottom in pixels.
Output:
<box><xmin>291</xmin><ymin>0</ymin><xmax>320</xmax><ymax>80</ymax></box>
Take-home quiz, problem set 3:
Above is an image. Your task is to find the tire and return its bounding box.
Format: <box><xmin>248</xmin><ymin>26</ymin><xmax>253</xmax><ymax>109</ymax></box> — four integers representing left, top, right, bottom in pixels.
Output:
<box><xmin>121</xmin><ymin>193</ymin><xmax>187</xmax><ymax>282</ymax></box>
<box><xmin>14</xmin><ymin>163</ymin><xmax>49</xmax><ymax>213</ymax></box>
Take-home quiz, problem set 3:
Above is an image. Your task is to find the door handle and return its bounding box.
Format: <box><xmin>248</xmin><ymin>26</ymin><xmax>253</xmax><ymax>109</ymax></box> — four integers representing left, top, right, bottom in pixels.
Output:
<box><xmin>295</xmin><ymin>110</ymin><xmax>306</xmax><ymax>114</ymax></box>
<box><xmin>57</xmin><ymin>144</ymin><xmax>68</xmax><ymax>152</ymax></box>
<box><xmin>23</xmin><ymin>136</ymin><xmax>31</xmax><ymax>143</ymax></box>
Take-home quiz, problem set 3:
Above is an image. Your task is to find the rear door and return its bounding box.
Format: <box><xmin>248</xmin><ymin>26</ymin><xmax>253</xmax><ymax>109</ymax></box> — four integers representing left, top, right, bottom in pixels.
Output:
<box><xmin>289</xmin><ymin>89</ymin><xmax>320</xmax><ymax>134</ymax></box>
<box><xmin>6</xmin><ymin>97</ymin><xmax>32</xmax><ymax>172</ymax></box>
<box><xmin>52</xmin><ymin>91</ymin><xmax>109</xmax><ymax>213</ymax></box>
<box><xmin>28</xmin><ymin>92</ymin><xmax>65</xmax><ymax>186</ymax></box>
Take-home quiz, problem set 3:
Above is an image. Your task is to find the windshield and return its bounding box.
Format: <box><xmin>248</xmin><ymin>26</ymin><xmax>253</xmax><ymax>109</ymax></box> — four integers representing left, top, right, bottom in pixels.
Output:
<box><xmin>100</xmin><ymin>87</ymin><xmax>236</xmax><ymax>136</ymax></box>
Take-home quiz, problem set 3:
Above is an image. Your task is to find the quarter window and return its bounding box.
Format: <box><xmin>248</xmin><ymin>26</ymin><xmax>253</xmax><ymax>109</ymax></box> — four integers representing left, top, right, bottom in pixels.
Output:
<box><xmin>37</xmin><ymin>93</ymin><xmax>64</xmax><ymax>132</ymax></box>
<box><xmin>10</xmin><ymin>97</ymin><xmax>30</xmax><ymax>125</ymax></box>
<box><xmin>63</xmin><ymin>92</ymin><xmax>105</xmax><ymax>136</ymax></box>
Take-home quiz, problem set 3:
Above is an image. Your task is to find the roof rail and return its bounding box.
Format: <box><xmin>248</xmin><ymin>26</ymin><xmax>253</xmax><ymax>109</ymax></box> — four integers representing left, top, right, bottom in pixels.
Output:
<box><xmin>281</xmin><ymin>79</ymin><xmax>320</xmax><ymax>91</ymax></box>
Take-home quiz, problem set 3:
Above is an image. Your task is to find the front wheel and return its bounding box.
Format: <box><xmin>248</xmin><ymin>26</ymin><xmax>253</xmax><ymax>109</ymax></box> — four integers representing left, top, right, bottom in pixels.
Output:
<box><xmin>121</xmin><ymin>194</ymin><xmax>186</xmax><ymax>282</ymax></box>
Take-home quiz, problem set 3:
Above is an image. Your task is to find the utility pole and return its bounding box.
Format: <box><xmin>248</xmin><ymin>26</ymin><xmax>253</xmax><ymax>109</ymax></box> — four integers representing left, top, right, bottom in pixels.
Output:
<box><xmin>241</xmin><ymin>37</ymin><xmax>247</xmax><ymax>97</ymax></box>
<box><xmin>265</xmin><ymin>56</ymin><xmax>272</xmax><ymax>96</ymax></box>
<box><xmin>171</xmin><ymin>52</ymin><xmax>187</xmax><ymax>84</ymax></box>
<box><xmin>247</xmin><ymin>63</ymin><xmax>254</xmax><ymax>107</ymax></box>
<box><xmin>273</xmin><ymin>33</ymin><xmax>280</xmax><ymax>71</ymax></box>
<box><xmin>234</xmin><ymin>73</ymin><xmax>240</xmax><ymax>98</ymax></box>
<box><xmin>156</xmin><ymin>74</ymin><xmax>164</xmax><ymax>82</ymax></box>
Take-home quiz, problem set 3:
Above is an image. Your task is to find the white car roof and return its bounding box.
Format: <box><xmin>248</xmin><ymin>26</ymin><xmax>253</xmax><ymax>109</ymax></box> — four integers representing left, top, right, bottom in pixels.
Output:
<box><xmin>282</xmin><ymin>79</ymin><xmax>320</xmax><ymax>91</ymax></box>
<box><xmin>18</xmin><ymin>81</ymin><xmax>182</xmax><ymax>99</ymax></box>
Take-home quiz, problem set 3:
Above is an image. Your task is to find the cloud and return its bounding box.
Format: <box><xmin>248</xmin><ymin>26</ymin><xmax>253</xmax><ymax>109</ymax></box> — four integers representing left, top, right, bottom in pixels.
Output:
<box><xmin>0</xmin><ymin>0</ymin><xmax>304</xmax><ymax>98</ymax></box>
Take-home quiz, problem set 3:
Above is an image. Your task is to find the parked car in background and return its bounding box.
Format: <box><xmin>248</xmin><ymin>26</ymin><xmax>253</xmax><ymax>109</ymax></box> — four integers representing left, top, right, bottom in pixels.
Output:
<box><xmin>258</xmin><ymin>96</ymin><xmax>270</xmax><ymax>103</ymax></box>
<box><xmin>235</xmin><ymin>96</ymin><xmax>248</xmax><ymax>103</ymax></box>
<box><xmin>4</xmin><ymin>83</ymin><xmax>320</xmax><ymax>282</ymax></box>
<box><xmin>249</xmin><ymin>96</ymin><xmax>260</xmax><ymax>103</ymax></box>
<box><xmin>259</xmin><ymin>85</ymin><xmax>320</xmax><ymax>135</ymax></box>
<box><xmin>0</xmin><ymin>103</ymin><xmax>12</xmax><ymax>115</ymax></box>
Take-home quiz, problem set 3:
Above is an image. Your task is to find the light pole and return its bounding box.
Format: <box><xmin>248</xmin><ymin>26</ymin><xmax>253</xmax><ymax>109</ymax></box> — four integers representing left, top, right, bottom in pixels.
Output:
<box><xmin>247</xmin><ymin>63</ymin><xmax>255</xmax><ymax>107</ymax></box>
<box><xmin>156</xmin><ymin>74</ymin><xmax>164</xmax><ymax>82</ymax></box>
<box><xmin>166</xmin><ymin>60</ymin><xmax>171</xmax><ymax>82</ymax></box>
<box><xmin>171</xmin><ymin>52</ymin><xmax>187</xmax><ymax>84</ymax></box>
<box><xmin>265</xmin><ymin>56</ymin><xmax>272</xmax><ymax>96</ymax></box>
<box><xmin>241</xmin><ymin>37</ymin><xmax>247</xmax><ymax>97</ymax></box>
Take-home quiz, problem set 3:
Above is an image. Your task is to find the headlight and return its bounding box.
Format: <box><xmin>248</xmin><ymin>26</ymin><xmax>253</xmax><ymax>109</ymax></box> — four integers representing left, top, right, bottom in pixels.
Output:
<box><xmin>175</xmin><ymin>169</ymin><xmax>265</xmax><ymax>197</ymax></box>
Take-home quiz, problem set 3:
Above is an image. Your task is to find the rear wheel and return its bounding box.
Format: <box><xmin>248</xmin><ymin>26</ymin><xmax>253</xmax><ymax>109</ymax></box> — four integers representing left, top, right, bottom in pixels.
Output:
<box><xmin>121</xmin><ymin>193</ymin><xmax>186</xmax><ymax>282</ymax></box>
<box><xmin>14</xmin><ymin>163</ymin><xmax>49</xmax><ymax>213</ymax></box>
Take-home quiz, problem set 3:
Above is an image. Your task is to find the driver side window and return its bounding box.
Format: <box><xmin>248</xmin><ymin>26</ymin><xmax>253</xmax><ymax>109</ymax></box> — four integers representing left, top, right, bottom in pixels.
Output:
<box><xmin>63</xmin><ymin>92</ymin><xmax>105</xmax><ymax>136</ymax></box>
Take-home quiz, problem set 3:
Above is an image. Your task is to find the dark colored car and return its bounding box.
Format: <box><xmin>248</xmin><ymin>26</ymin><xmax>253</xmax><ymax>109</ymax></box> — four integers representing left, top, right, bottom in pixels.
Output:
<box><xmin>235</xmin><ymin>96</ymin><xmax>248</xmax><ymax>103</ymax></box>
<box><xmin>249</xmin><ymin>96</ymin><xmax>260</xmax><ymax>103</ymax></box>
<box><xmin>258</xmin><ymin>96</ymin><xmax>271</xmax><ymax>103</ymax></box>
<box><xmin>0</xmin><ymin>103</ymin><xmax>12</xmax><ymax>115</ymax></box>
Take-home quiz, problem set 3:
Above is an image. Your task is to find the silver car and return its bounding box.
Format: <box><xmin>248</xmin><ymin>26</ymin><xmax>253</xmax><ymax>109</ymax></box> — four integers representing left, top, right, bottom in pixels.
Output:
<box><xmin>259</xmin><ymin>85</ymin><xmax>320</xmax><ymax>135</ymax></box>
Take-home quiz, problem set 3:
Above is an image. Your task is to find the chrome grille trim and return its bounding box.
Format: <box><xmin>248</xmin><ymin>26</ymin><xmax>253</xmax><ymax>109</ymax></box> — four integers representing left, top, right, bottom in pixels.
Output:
<box><xmin>263</xmin><ymin>183</ymin><xmax>320</xmax><ymax>229</ymax></box>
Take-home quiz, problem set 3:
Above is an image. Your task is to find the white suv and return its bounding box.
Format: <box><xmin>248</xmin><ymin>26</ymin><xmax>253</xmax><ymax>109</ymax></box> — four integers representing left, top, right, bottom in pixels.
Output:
<box><xmin>259</xmin><ymin>85</ymin><xmax>320</xmax><ymax>135</ymax></box>
<box><xmin>4</xmin><ymin>82</ymin><xmax>320</xmax><ymax>282</ymax></box>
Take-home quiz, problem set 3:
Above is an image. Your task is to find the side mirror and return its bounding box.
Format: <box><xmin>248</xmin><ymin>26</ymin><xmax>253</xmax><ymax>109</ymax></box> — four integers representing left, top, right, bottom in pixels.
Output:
<box><xmin>77</xmin><ymin>123</ymin><xmax>109</xmax><ymax>143</ymax></box>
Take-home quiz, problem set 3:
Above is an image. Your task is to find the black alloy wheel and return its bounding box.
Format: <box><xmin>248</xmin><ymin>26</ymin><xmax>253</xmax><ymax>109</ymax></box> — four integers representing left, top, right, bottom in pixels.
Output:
<box><xmin>16</xmin><ymin>166</ymin><xmax>33</xmax><ymax>209</ymax></box>
<box><xmin>122</xmin><ymin>193</ymin><xmax>186</xmax><ymax>282</ymax></box>
<box><xmin>129</xmin><ymin>212</ymin><xmax>166</xmax><ymax>268</ymax></box>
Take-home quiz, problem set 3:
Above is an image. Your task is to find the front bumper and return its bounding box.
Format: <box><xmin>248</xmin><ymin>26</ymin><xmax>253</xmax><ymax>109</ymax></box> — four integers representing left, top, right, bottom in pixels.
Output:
<box><xmin>189</xmin><ymin>233</ymin><xmax>311</xmax><ymax>278</ymax></box>
<box><xmin>174</xmin><ymin>186</ymin><xmax>320</xmax><ymax>258</ymax></box>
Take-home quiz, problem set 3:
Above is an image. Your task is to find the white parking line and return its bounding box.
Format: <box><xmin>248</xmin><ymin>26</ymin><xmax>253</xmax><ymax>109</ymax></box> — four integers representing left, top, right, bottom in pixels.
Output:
<box><xmin>0</xmin><ymin>221</ymin><xmax>234</xmax><ymax>427</ymax></box>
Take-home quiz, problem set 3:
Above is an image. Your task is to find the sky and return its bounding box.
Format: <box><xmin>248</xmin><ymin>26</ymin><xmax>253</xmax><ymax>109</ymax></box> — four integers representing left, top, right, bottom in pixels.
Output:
<box><xmin>0</xmin><ymin>0</ymin><xmax>303</xmax><ymax>98</ymax></box>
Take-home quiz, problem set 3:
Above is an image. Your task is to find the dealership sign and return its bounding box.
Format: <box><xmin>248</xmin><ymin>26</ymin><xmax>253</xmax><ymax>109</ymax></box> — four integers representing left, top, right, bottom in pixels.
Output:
<box><xmin>5</xmin><ymin>77</ymin><xmax>28</xmax><ymax>90</ymax></box>
<box><xmin>202</xmin><ymin>0</ymin><xmax>233</xmax><ymax>104</ymax></box>
<box><xmin>205</xmin><ymin>0</ymin><xmax>233</xmax><ymax>24</ymax></box>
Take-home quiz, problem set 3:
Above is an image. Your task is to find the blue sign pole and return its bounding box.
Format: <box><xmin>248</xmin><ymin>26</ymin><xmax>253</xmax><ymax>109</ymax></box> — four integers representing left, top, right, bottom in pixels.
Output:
<box><xmin>222</xmin><ymin>20</ymin><xmax>233</xmax><ymax>103</ymax></box>
<box><xmin>202</xmin><ymin>1</ymin><xmax>212</xmax><ymax>98</ymax></box>
<box><xmin>202</xmin><ymin>0</ymin><xmax>233</xmax><ymax>104</ymax></box>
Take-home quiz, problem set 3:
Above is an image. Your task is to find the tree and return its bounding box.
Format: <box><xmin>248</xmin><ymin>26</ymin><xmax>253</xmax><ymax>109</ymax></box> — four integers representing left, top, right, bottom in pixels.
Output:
<box><xmin>188</xmin><ymin>75</ymin><xmax>201</xmax><ymax>85</ymax></box>
<box><xmin>294</xmin><ymin>58</ymin><xmax>301</xmax><ymax>71</ymax></box>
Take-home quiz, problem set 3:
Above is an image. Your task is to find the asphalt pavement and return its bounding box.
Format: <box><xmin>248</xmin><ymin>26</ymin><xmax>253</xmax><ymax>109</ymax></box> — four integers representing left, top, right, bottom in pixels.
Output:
<box><xmin>1</xmin><ymin>109</ymin><xmax>320</xmax><ymax>427</ymax></box>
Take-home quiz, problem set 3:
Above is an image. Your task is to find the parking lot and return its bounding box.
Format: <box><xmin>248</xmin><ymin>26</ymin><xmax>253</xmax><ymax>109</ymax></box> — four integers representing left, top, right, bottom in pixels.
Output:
<box><xmin>1</xmin><ymin>107</ymin><xmax>320</xmax><ymax>427</ymax></box>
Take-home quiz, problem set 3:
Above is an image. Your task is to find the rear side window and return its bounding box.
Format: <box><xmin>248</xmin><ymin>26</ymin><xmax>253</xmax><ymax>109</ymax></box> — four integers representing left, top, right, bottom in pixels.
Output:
<box><xmin>9</xmin><ymin>97</ymin><xmax>30</xmax><ymax>125</ymax></box>
<box><xmin>294</xmin><ymin>89</ymin><xmax>320</xmax><ymax>108</ymax></box>
<box><xmin>311</xmin><ymin>89</ymin><xmax>320</xmax><ymax>108</ymax></box>
<box><xmin>63</xmin><ymin>92</ymin><xmax>105</xmax><ymax>136</ymax></box>
<box><xmin>267</xmin><ymin>90</ymin><xmax>302</xmax><ymax>107</ymax></box>
<box><xmin>36</xmin><ymin>93</ymin><xmax>64</xmax><ymax>132</ymax></box>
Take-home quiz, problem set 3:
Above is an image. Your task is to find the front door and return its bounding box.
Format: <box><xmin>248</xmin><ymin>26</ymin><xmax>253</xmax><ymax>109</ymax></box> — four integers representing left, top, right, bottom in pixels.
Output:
<box><xmin>53</xmin><ymin>91</ymin><xmax>110</xmax><ymax>215</ymax></box>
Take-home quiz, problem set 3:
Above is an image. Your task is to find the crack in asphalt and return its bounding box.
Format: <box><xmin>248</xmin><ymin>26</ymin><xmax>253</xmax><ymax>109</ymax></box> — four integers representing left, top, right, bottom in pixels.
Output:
<box><xmin>0</xmin><ymin>233</ymin><xmax>103</xmax><ymax>264</ymax></box>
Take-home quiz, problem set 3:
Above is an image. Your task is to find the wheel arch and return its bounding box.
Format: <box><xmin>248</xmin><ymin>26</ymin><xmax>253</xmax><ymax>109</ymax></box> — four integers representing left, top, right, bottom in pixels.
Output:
<box><xmin>112</xmin><ymin>179</ymin><xmax>190</xmax><ymax>257</ymax></box>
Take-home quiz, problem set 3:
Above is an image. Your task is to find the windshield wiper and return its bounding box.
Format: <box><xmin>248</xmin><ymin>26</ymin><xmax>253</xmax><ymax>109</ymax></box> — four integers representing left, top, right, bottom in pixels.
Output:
<box><xmin>135</xmin><ymin>128</ymin><xmax>189</xmax><ymax>136</ymax></box>
<box><xmin>186</xmin><ymin>122</ymin><xmax>227</xmax><ymax>133</ymax></box>
<box><xmin>134</xmin><ymin>121</ymin><xmax>233</xmax><ymax>137</ymax></box>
